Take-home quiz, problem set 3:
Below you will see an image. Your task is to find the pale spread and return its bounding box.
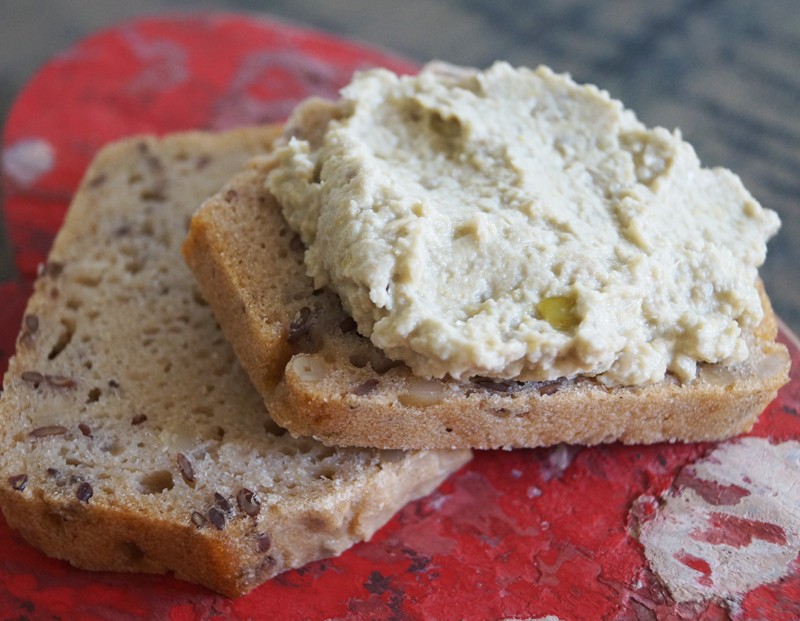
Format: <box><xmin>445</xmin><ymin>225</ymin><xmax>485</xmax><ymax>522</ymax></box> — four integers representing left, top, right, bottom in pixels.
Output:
<box><xmin>267</xmin><ymin>62</ymin><xmax>781</xmax><ymax>386</ymax></box>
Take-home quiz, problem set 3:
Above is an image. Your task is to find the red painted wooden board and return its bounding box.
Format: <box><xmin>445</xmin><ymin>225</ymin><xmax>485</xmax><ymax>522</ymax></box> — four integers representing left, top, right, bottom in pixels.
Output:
<box><xmin>1</xmin><ymin>13</ymin><xmax>799</xmax><ymax>620</ymax></box>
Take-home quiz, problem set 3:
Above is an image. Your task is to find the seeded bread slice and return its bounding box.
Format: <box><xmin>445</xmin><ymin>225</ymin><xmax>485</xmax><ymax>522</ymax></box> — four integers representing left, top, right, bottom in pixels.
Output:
<box><xmin>0</xmin><ymin>127</ymin><xmax>471</xmax><ymax>597</ymax></box>
<box><xmin>183</xmin><ymin>153</ymin><xmax>790</xmax><ymax>450</ymax></box>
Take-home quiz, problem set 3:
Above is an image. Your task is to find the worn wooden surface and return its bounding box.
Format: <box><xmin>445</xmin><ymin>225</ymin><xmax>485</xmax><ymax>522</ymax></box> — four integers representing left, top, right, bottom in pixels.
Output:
<box><xmin>1</xmin><ymin>0</ymin><xmax>799</xmax><ymax>334</ymax></box>
<box><xmin>0</xmin><ymin>13</ymin><xmax>799</xmax><ymax>620</ymax></box>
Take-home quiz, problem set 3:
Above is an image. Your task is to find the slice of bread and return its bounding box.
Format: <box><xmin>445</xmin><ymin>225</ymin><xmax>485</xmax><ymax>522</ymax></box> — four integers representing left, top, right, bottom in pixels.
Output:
<box><xmin>184</xmin><ymin>153</ymin><xmax>791</xmax><ymax>451</ymax></box>
<box><xmin>0</xmin><ymin>127</ymin><xmax>470</xmax><ymax>597</ymax></box>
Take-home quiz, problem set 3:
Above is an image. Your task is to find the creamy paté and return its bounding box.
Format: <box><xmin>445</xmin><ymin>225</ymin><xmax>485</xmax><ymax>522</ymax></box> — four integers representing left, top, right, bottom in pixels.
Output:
<box><xmin>267</xmin><ymin>62</ymin><xmax>780</xmax><ymax>386</ymax></box>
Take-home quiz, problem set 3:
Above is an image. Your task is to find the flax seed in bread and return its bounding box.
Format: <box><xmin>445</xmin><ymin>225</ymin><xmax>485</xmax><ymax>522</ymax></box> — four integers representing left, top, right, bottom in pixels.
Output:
<box><xmin>183</xmin><ymin>151</ymin><xmax>790</xmax><ymax>450</ymax></box>
<box><xmin>0</xmin><ymin>127</ymin><xmax>470</xmax><ymax>596</ymax></box>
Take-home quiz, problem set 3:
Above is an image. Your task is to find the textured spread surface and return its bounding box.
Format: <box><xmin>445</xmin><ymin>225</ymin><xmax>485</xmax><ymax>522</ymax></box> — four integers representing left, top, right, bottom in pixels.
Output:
<box><xmin>1</xmin><ymin>13</ymin><xmax>799</xmax><ymax>620</ymax></box>
<box><xmin>268</xmin><ymin>62</ymin><xmax>781</xmax><ymax>386</ymax></box>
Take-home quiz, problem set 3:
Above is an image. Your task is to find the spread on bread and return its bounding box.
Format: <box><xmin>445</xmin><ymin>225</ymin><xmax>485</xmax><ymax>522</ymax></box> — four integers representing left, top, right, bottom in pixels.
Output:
<box><xmin>267</xmin><ymin>62</ymin><xmax>781</xmax><ymax>387</ymax></box>
<box><xmin>189</xmin><ymin>139</ymin><xmax>789</xmax><ymax>450</ymax></box>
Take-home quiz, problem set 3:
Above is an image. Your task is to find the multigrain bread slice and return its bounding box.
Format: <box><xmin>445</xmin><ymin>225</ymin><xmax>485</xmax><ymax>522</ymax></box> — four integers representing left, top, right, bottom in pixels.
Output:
<box><xmin>184</xmin><ymin>154</ymin><xmax>791</xmax><ymax>450</ymax></box>
<box><xmin>0</xmin><ymin>127</ymin><xmax>470</xmax><ymax>597</ymax></box>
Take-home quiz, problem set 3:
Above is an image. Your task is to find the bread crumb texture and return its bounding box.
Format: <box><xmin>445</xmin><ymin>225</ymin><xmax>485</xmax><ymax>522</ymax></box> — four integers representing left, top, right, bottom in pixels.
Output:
<box><xmin>0</xmin><ymin>127</ymin><xmax>470</xmax><ymax>596</ymax></box>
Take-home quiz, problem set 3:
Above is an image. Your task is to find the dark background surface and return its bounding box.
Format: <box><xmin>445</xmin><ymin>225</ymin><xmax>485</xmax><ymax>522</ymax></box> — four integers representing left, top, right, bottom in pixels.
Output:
<box><xmin>2</xmin><ymin>0</ymin><xmax>798</xmax><ymax>333</ymax></box>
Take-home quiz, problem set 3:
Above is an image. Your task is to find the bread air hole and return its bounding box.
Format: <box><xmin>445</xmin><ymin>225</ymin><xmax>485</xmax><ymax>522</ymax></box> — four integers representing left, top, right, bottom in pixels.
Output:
<box><xmin>348</xmin><ymin>349</ymin><xmax>398</xmax><ymax>374</ymax></box>
<box><xmin>103</xmin><ymin>441</ymin><xmax>124</xmax><ymax>456</ymax></box>
<box><xmin>124</xmin><ymin>258</ymin><xmax>145</xmax><ymax>275</ymax></box>
<box><xmin>75</xmin><ymin>272</ymin><xmax>102</xmax><ymax>288</ymax></box>
<box><xmin>139</xmin><ymin>470</ymin><xmax>175</xmax><ymax>494</ymax></box>
<box><xmin>120</xmin><ymin>541</ymin><xmax>146</xmax><ymax>563</ymax></box>
<box><xmin>295</xmin><ymin>439</ymin><xmax>315</xmax><ymax>454</ymax></box>
<box><xmin>48</xmin><ymin>318</ymin><xmax>75</xmax><ymax>360</ymax></box>
<box><xmin>191</xmin><ymin>286</ymin><xmax>208</xmax><ymax>307</ymax></box>
<box><xmin>192</xmin><ymin>405</ymin><xmax>213</xmax><ymax>417</ymax></box>
<box><xmin>140</xmin><ymin>187</ymin><xmax>166</xmax><ymax>202</ymax></box>
<box><xmin>316</xmin><ymin>466</ymin><xmax>337</xmax><ymax>480</ymax></box>
<box><xmin>264</xmin><ymin>420</ymin><xmax>286</xmax><ymax>437</ymax></box>
<box><xmin>315</xmin><ymin>446</ymin><xmax>336</xmax><ymax>460</ymax></box>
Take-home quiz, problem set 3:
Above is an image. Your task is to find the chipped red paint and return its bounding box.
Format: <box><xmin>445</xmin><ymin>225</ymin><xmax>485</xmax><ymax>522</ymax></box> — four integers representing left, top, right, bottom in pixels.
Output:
<box><xmin>691</xmin><ymin>512</ymin><xmax>787</xmax><ymax>548</ymax></box>
<box><xmin>675</xmin><ymin>551</ymin><xmax>714</xmax><ymax>588</ymax></box>
<box><xmin>1</xmin><ymin>12</ymin><xmax>799</xmax><ymax>620</ymax></box>
<box><xmin>637</xmin><ymin>436</ymin><xmax>800</xmax><ymax>606</ymax></box>
<box><xmin>673</xmin><ymin>469</ymin><xmax>751</xmax><ymax>506</ymax></box>
<box><xmin>628</xmin><ymin>494</ymin><xmax>659</xmax><ymax>529</ymax></box>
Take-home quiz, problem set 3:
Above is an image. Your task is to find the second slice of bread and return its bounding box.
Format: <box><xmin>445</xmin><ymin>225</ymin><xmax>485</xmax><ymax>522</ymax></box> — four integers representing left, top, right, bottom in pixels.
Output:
<box><xmin>0</xmin><ymin>127</ymin><xmax>470</xmax><ymax>596</ymax></box>
<box><xmin>184</xmin><ymin>154</ymin><xmax>791</xmax><ymax>450</ymax></box>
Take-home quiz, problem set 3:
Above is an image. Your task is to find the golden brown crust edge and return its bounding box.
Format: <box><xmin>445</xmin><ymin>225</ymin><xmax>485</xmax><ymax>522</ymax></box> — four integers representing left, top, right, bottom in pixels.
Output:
<box><xmin>182</xmin><ymin>157</ymin><xmax>297</xmax><ymax>396</ymax></box>
<box><xmin>0</xmin><ymin>486</ymin><xmax>245</xmax><ymax>596</ymax></box>
<box><xmin>184</xmin><ymin>154</ymin><xmax>791</xmax><ymax>451</ymax></box>
<box><xmin>272</xmin><ymin>342</ymin><xmax>789</xmax><ymax>450</ymax></box>
<box><xmin>0</xmin><ymin>448</ymin><xmax>468</xmax><ymax>596</ymax></box>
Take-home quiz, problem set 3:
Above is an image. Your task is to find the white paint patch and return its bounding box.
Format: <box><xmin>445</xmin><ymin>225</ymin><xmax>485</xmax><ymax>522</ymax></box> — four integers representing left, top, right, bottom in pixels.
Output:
<box><xmin>637</xmin><ymin>437</ymin><xmax>800</xmax><ymax>603</ymax></box>
<box><xmin>2</xmin><ymin>138</ymin><xmax>55</xmax><ymax>187</ymax></box>
<box><xmin>539</xmin><ymin>444</ymin><xmax>581</xmax><ymax>481</ymax></box>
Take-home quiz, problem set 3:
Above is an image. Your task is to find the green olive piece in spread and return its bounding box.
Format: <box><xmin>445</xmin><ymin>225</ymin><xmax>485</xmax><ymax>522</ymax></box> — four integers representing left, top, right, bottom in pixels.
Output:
<box><xmin>536</xmin><ymin>296</ymin><xmax>579</xmax><ymax>333</ymax></box>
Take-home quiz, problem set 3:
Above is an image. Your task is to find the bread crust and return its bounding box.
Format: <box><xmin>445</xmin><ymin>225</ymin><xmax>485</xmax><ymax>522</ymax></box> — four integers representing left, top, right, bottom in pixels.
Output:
<box><xmin>185</xmin><ymin>155</ymin><xmax>791</xmax><ymax>450</ymax></box>
<box><xmin>0</xmin><ymin>128</ymin><xmax>470</xmax><ymax>596</ymax></box>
